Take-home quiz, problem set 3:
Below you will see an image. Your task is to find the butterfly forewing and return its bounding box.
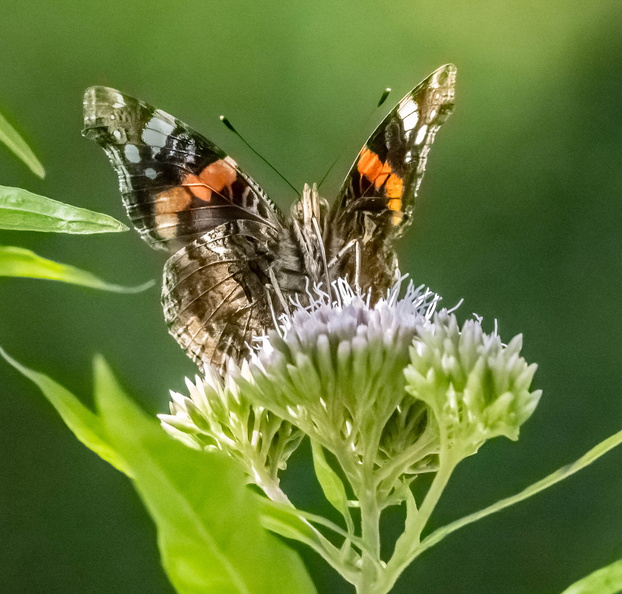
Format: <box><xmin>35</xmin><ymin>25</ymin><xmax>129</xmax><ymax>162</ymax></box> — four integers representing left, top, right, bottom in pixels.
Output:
<box><xmin>325</xmin><ymin>64</ymin><xmax>456</xmax><ymax>297</ymax></box>
<box><xmin>83</xmin><ymin>86</ymin><xmax>287</xmax><ymax>369</ymax></box>
<box><xmin>82</xmin><ymin>86</ymin><xmax>283</xmax><ymax>253</ymax></box>
<box><xmin>332</xmin><ymin>64</ymin><xmax>456</xmax><ymax>232</ymax></box>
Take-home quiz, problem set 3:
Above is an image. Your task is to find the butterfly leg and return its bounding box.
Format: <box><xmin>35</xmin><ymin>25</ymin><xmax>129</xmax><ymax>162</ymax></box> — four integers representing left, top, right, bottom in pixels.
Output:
<box><xmin>326</xmin><ymin>238</ymin><xmax>362</xmax><ymax>291</ymax></box>
<box><xmin>353</xmin><ymin>240</ymin><xmax>361</xmax><ymax>293</ymax></box>
<box><xmin>311</xmin><ymin>217</ymin><xmax>331</xmax><ymax>293</ymax></box>
<box><xmin>327</xmin><ymin>238</ymin><xmax>358</xmax><ymax>269</ymax></box>
<box><xmin>263</xmin><ymin>286</ymin><xmax>284</xmax><ymax>337</ymax></box>
<box><xmin>268</xmin><ymin>266</ymin><xmax>291</xmax><ymax>315</ymax></box>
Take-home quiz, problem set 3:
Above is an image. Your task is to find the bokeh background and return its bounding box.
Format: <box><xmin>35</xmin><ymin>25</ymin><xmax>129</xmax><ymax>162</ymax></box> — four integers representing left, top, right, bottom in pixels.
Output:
<box><xmin>1</xmin><ymin>1</ymin><xmax>622</xmax><ymax>592</ymax></box>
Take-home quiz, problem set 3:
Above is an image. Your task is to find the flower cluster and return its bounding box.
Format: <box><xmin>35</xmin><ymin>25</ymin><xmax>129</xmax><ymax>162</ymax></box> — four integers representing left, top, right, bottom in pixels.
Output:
<box><xmin>244</xmin><ymin>280</ymin><xmax>443</xmax><ymax>504</ymax></box>
<box><xmin>158</xmin><ymin>362</ymin><xmax>302</xmax><ymax>500</ymax></box>
<box><xmin>405</xmin><ymin>311</ymin><xmax>541</xmax><ymax>461</ymax></box>
<box><xmin>160</xmin><ymin>277</ymin><xmax>541</xmax><ymax>508</ymax></box>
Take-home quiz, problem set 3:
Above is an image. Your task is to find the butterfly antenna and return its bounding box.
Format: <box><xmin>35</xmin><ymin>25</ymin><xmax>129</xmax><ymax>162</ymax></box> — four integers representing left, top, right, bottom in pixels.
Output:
<box><xmin>220</xmin><ymin>115</ymin><xmax>300</xmax><ymax>197</ymax></box>
<box><xmin>317</xmin><ymin>87</ymin><xmax>392</xmax><ymax>190</ymax></box>
<box><xmin>377</xmin><ymin>87</ymin><xmax>392</xmax><ymax>108</ymax></box>
<box><xmin>317</xmin><ymin>154</ymin><xmax>342</xmax><ymax>190</ymax></box>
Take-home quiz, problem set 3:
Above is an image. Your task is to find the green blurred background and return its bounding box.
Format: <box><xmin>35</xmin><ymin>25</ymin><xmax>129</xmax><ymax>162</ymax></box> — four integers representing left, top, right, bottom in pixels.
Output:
<box><xmin>1</xmin><ymin>1</ymin><xmax>622</xmax><ymax>592</ymax></box>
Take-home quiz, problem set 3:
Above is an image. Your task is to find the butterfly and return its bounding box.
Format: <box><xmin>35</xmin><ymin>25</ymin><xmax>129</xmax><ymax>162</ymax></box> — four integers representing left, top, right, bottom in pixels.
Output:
<box><xmin>82</xmin><ymin>64</ymin><xmax>456</xmax><ymax>373</ymax></box>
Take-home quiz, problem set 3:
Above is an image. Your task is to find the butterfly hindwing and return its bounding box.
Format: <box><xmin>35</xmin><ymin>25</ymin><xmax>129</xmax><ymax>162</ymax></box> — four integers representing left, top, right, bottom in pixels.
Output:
<box><xmin>162</xmin><ymin>220</ymin><xmax>279</xmax><ymax>372</ymax></box>
<box><xmin>82</xmin><ymin>86</ymin><xmax>283</xmax><ymax>253</ymax></box>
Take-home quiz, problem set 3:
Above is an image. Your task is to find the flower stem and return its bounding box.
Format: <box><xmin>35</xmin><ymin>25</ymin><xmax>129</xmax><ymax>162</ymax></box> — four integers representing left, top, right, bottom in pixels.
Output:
<box><xmin>355</xmin><ymin>487</ymin><xmax>386</xmax><ymax>594</ymax></box>
<box><xmin>410</xmin><ymin>458</ymin><xmax>455</xmax><ymax>540</ymax></box>
<box><xmin>383</xmin><ymin>453</ymin><xmax>457</xmax><ymax>590</ymax></box>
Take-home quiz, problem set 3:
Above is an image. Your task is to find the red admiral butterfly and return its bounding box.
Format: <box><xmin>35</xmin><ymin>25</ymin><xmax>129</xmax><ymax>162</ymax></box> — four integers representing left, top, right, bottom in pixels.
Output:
<box><xmin>82</xmin><ymin>64</ymin><xmax>456</xmax><ymax>373</ymax></box>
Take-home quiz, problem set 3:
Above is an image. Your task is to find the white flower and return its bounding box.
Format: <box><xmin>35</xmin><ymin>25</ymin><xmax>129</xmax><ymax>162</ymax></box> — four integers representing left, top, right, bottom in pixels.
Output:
<box><xmin>161</xmin><ymin>275</ymin><xmax>541</xmax><ymax>507</ymax></box>
<box><xmin>243</xmin><ymin>276</ymin><xmax>540</xmax><ymax>505</ymax></box>
<box><xmin>158</xmin><ymin>361</ymin><xmax>302</xmax><ymax>500</ymax></box>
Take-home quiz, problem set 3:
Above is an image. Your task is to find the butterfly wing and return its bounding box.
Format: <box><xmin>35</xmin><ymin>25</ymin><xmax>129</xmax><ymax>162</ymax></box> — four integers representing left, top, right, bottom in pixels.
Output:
<box><xmin>83</xmin><ymin>86</ymin><xmax>284</xmax><ymax>370</ymax></box>
<box><xmin>82</xmin><ymin>86</ymin><xmax>283</xmax><ymax>252</ymax></box>
<box><xmin>162</xmin><ymin>220</ymin><xmax>279</xmax><ymax>372</ymax></box>
<box><xmin>325</xmin><ymin>64</ymin><xmax>456</xmax><ymax>296</ymax></box>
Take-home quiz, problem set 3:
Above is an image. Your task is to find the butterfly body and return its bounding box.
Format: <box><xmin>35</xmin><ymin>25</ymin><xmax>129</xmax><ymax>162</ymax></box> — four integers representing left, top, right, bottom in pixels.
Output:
<box><xmin>83</xmin><ymin>64</ymin><xmax>456</xmax><ymax>372</ymax></box>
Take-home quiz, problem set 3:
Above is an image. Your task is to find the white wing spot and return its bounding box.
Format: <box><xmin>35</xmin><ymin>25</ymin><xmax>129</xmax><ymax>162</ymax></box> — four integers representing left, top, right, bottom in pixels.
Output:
<box><xmin>112</xmin><ymin>93</ymin><xmax>126</xmax><ymax>109</ymax></box>
<box><xmin>153</xmin><ymin>111</ymin><xmax>176</xmax><ymax>134</ymax></box>
<box><xmin>142</xmin><ymin>128</ymin><xmax>166</xmax><ymax>148</ymax></box>
<box><xmin>142</xmin><ymin>115</ymin><xmax>175</xmax><ymax>148</ymax></box>
<box><xmin>124</xmin><ymin>144</ymin><xmax>141</xmax><ymax>163</ymax></box>
<box><xmin>398</xmin><ymin>97</ymin><xmax>419</xmax><ymax>131</ymax></box>
<box><xmin>414</xmin><ymin>125</ymin><xmax>428</xmax><ymax>146</ymax></box>
<box><xmin>145</xmin><ymin>168</ymin><xmax>157</xmax><ymax>179</ymax></box>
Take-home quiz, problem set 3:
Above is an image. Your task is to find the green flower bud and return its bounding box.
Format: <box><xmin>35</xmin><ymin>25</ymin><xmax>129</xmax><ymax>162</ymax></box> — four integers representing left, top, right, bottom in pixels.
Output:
<box><xmin>404</xmin><ymin>311</ymin><xmax>541</xmax><ymax>460</ymax></box>
<box><xmin>159</xmin><ymin>362</ymin><xmax>302</xmax><ymax>498</ymax></box>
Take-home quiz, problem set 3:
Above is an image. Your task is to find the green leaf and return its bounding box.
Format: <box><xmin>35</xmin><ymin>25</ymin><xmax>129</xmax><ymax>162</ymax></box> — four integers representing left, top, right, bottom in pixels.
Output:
<box><xmin>0</xmin><ymin>246</ymin><xmax>153</xmax><ymax>293</ymax></box>
<box><xmin>561</xmin><ymin>559</ymin><xmax>622</xmax><ymax>594</ymax></box>
<box><xmin>257</xmin><ymin>496</ymin><xmax>344</xmax><ymax>552</ymax></box>
<box><xmin>417</xmin><ymin>428</ymin><xmax>622</xmax><ymax>559</ymax></box>
<box><xmin>0</xmin><ymin>110</ymin><xmax>45</xmax><ymax>177</ymax></box>
<box><xmin>0</xmin><ymin>185</ymin><xmax>128</xmax><ymax>233</ymax></box>
<box><xmin>392</xmin><ymin>488</ymin><xmax>419</xmax><ymax>564</ymax></box>
<box><xmin>0</xmin><ymin>348</ymin><xmax>129</xmax><ymax>475</ymax></box>
<box><xmin>311</xmin><ymin>441</ymin><xmax>353</xmax><ymax>530</ymax></box>
<box><xmin>93</xmin><ymin>357</ymin><xmax>316</xmax><ymax>594</ymax></box>
<box><xmin>257</xmin><ymin>497</ymin><xmax>359</xmax><ymax>584</ymax></box>
<box><xmin>258</xmin><ymin>498</ymin><xmax>325</xmax><ymax>547</ymax></box>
